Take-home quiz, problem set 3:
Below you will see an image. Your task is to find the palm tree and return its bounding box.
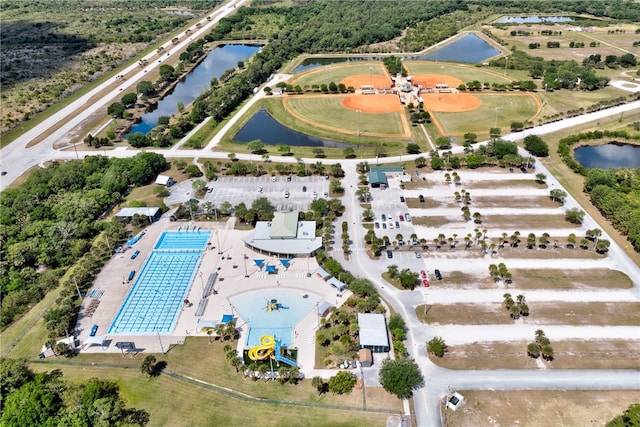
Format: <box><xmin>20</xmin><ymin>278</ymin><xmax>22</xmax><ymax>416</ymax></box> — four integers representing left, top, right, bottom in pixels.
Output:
<box><xmin>387</xmin><ymin>264</ymin><xmax>399</xmax><ymax>277</ymax></box>
<box><xmin>541</xmin><ymin>345</ymin><xmax>554</xmax><ymax>361</ymax></box>
<box><xmin>510</xmin><ymin>304</ymin><xmax>521</xmax><ymax>319</ymax></box>
<box><xmin>473</xmin><ymin>212</ymin><xmax>482</xmax><ymax>224</ymax></box>
<box><xmin>312</xmin><ymin>376</ymin><xmax>325</xmax><ymax>395</ymax></box>
<box><xmin>527</xmin><ymin>342</ymin><xmax>541</xmax><ymax>358</ymax></box>
<box><xmin>567</xmin><ymin>233</ymin><xmax>577</xmax><ymax>248</ymax></box>
<box><xmin>534</xmin><ymin>329</ymin><xmax>546</xmax><ymax>342</ymax></box>
<box><xmin>517</xmin><ymin>294</ymin><xmax>525</xmax><ymax>305</ymax></box>
<box><xmin>489</xmin><ymin>264</ymin><xmax>499</xmax><ymax>279</ymax></box>
<box><xmin>464</xmin><ymin>235</ymin><xmax>472</xmax><ymax>248</ymax></box>
<box><xmin>510</xmin><ymin>233</ymin><xmax>520</xmax><ymax>248</ymax></box>
<box><xmin>539</xmin><ymin>233</ymin><xmax>550</xmax><ymax>248</ymax></box>
<box><xmin>448</xmin><ymin>237</ymin><xmax>454</xmax><ymax>248</ymax></box>
<box><xmin>501</xmin><ymin>232</ymin><xmax>508</xmax><ymax>248</ymax></box>
<box><xmin>579</xmin><ymin>238</ymin><xmax>590</xmax><ymax>249</ymax></box>
<box><xmin>454</xmin><ymin>191</ymin><xmax>461</xmax><ymax>203</ymax></box>
<box><xmin>527</xmin><ymin>233</ymin><xmax>536</xmax><ymax>249</ymax></box>
<box><xmin>489</xmin><ymin>243</ymin><xmax>497</xmax><ymax>255</ymax></box>
<box><xmin>519</xmin><ymin>303</ymin><xmax>529</xmax><ymax>317</ymax></box>
<box><xmin>438</xmin><ymin>233</ymin><xmax>446</xmax><ymax>244</ymax></box>
<box><xmin>461</xmin><ymin>206</ymin><xmax>471</xmax><ymax>220</ymax></box>
<box><xmin>503</xmin><ymin>293</ymin><xmax>513</xmax><ymax>308</ymax></box>
<box><xmin>362</xmin><ymin>208</ymin><xmax>374</xmax><ymax>221</ymax></box>
<box><xmin>230</xmin><ymin>355</ymin><xmax>243</xmax><ymax>373</ymax></box>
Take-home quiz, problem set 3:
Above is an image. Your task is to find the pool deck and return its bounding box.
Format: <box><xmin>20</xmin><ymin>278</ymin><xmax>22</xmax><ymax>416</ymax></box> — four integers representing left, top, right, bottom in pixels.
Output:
<box><xmin>77</xmin><ymin>216</ymin><xmax>351</xmax><ymax>375</ymax></box>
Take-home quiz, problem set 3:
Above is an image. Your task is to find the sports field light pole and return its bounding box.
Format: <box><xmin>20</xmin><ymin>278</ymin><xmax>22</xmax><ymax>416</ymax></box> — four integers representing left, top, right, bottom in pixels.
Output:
<box><xmin>356</xmin><ymin>109</ymin><xmax>361</xmax><ymax>136</ymax></box>
<box><xmin>199</xmin><ymin>271</ymin><xmax>205</xmax><ymax>294</ymax></box>
<box><xmin>156</xmin><ymin>328</ymin><xmax>165</xmax><ymax>354</ymax></box>
<box><xmin>503</xmin><ymin>56</ymin><xmax>509</xmax><ymax>76</ymax></box>
<box><xmin>243</xmin><ymin>254</ymin><xmax>249</xmax><ymax>278</ymax></box>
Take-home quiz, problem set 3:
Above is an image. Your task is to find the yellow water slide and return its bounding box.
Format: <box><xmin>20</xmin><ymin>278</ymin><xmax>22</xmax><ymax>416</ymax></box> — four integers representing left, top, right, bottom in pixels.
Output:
<box><xmin>247</xmin><ymin>335</ymin><xmax>276</xmax><ymax>361</ymax></box>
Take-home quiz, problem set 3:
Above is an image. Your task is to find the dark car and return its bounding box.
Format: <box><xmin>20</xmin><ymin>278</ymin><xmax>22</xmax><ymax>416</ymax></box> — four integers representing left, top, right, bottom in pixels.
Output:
<box><xmin>287</xmin><ymin>175</ymin><xmax>292</xmax><ymax>182</ymax></box>
<box><xmin>419</xmin><ymin>194</ymin><xmax>425</xmax><ymax>203</ymax></box>
<box><xmin>434</xmin><ymin>269</ymin><xmax>442</xmax><ymax>280</ymax></box>
<box><xmin>381</xmin><ymin>213</ymin><xmax>386</xmax><ymax>221</ymax></box>
<box><xmin>302</xmin><ymin>186</ymin><xmax>307</xmax><ymax>192</ymax></box>
<box><xmin>400</xmin><ymin>196</ymin><xmax>405</xmax><ymax>203</ymax></box>
<box><xmin>395</xmin><ymin>221</ymin><xmax>400</xmax><ymax>228</ymax></box>
<box><xmin>386</xmin><ymin>250</ymin><xmax>393</xmax><ymax>259</ymax></box>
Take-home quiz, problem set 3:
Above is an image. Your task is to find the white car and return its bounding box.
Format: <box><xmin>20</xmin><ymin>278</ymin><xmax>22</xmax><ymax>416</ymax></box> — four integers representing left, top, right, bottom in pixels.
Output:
<box><xmin>313</xmin><ymin>191</ymin><xmax>318</xmax><ymax>199</ymax></box>
<box><xmin>257</xmin><ymin>186</ymin><xmax>263</xmax><ymax>192</ymax></box>
<box><xmin>388</xmin><ymin>222</ymin><xmax>394</xmax><ymax>229</ymax></box>
<box><xmin>284</xmin><ymin>191</ymin><xmax>290</xmax><ymax>198</ymax></box>
<box><xmin>271</xmin><ymin>176</ymin><xmax>277</xmax><ymax>182</ymax></box>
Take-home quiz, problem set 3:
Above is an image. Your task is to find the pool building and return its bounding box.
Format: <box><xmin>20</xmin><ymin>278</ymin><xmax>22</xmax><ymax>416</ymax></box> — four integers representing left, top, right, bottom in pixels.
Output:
<box><xmin>242</xmin><ymin>211</ymin><xmax>322</xmax><ymax>256</ymax></box>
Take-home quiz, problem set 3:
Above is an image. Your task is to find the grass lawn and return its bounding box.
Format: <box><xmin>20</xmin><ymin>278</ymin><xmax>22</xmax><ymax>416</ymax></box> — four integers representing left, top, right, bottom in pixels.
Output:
<box><xmin>289</xmin><ymin>62</ymin><xmax>387</xmax><ymax>88</ymax></box>
<box><xmin>285</xmin><ymin>96</ymin><xmax>404</xmax><ymax>136</ymax></box>
<box><xmin>434</xmin><ymin>92</ymin><xmax>539</xmax><ymax>136</ymax></box>
<box><xmin>430</xmin><ymin>339</ymin><xmax>640</xmax><ymax>370</ymax></box>
<box><xmin>445</xmin><ymin>390</ymin><xmax>640</xmax><ymax>427</ymax></box>
<box><xmin>406</xmin><ymin>197</ymin><xmax>458</xmax><ymax>209</ymax></box>
<box><xmin>420</xmin><ymin>303</ymin><xmax>512</xmax><ymax>325</ymax></box>
<box><xmin>30</xmin><ymin>363</ymin><xmax>392</xmax><ymax>427</ymax></box>
<box><xmin>409</xmin><ymin>216</ymin><xmax>452</xmax><ymax>228</ymax></box>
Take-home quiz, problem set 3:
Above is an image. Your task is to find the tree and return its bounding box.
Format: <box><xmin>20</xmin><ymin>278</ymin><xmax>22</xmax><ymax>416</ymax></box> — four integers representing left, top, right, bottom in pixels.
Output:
<box><xmin>328</xmin><ymin>371</ymin><xmax>357</xmax><ymax>395</ymax></box>
<box><xmin>595</xmin><ymin>239</ymin><xmax>611</xmax><ymax>253</ymax></box>
<box><xmin>379</xmin><ymin>358</ymin><xmax>424</xmax><ymax>399</ymax></box>
<box><xmin>427</xmin><ymin>336</ymin><xmax>448</xmax><ymax>357</ymax></box>
<box><xmin>406</xmin><ymin>143</ymin><xmax>421</xmax><ymax>154</ymax></box>
<box><xmin>565</xmin><ymin>208</ymin><xmax>585</xmax><ymax>224</ymax></box>
<box><xmin>343</xmin><ymin>147</ymin><xmax>356</xmax><ymax>158</ymax></box>
<box><xmin>107</xmin><ymin>102</ymin><xmax>125</xmax><ymax>118</ymax></box>
<box><xmin>527</xmin><ymin>342</ymin><xmax>541</xmax><ymax>358</ymax></box>
<box><xmin>398</xmin><ymin>269</ymin><xmax>419</xmax><ymax>290</ymax></box>
<box><xmin>136</xmin><ymin>80</ymin><xmax>154</xmax><ymax>96</ymax></box>
<box><xmin>489</xmin><ymin>127</ymin><xmax>501</xmax><ymax>139</ymax></box>
<box><xmin>535</xmin><ymin>173</ymin><xmax>547</xmax><ymax>183</ymax></box>
<box><xmin>550</xmin><ymin>189</ymin><xmax>567</xmax><ymax>203</ymax></box>
<box><xmin>247</xmin><ymin>140</ymin><xmax>265</xmax><ymax>154</ymax></box>
<box><xmin>606</xmin><ymin>403</ymin><xmax>640</xmax><ymax>427</ymax></box>
<box><xmin>523</xmin><ymin>135</ymin><xmax>549</xmax><ymax>156</ymax></box>
<box><xmin>415</xmin><ymin>156</ymin><xmax>427</xmax><ymax>168</ymax></box>
<box><xmin>121</xmin><ymin>92</ymin><xmax>138</xmax><ymax>107</ymax></box>
<box><xmin>159</xmin><ymin>64</ymin><xmax>175</xmax><ymax>81</ymax></box>
<box><xmin>312</xmin><ymin>376</ymin><xmax>327</xmax><ymax>395</ymax></box>
<box><xmin>435</xmin><ymin>136</ymin><xmax>451</xmax><ymax>149</ymax></box>
<box><xmin>463</xmin><ymin>132</ymin><xmax>478</xmax><ymax>144</ymax></box>
<box><xmin>140</xmin><ymin>354</ymin><xmax>157</xmax><ymax>377</ymax></box>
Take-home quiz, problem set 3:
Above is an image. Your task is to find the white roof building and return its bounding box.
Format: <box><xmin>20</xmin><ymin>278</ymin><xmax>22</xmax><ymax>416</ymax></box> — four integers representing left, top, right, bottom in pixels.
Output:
<box><xmin>242</xmin><ymin>211</ymin><xmax>323</xmax><ymax>256</ymax></box>
<box><xmin>357</xmin><ymin>313</ymin><xmax>390</xmax><ymax>353</ymax></box>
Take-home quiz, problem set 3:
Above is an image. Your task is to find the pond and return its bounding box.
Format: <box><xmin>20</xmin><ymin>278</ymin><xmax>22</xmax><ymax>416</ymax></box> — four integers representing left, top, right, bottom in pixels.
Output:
<box><xmin>127</xmin><ymin>44</ymin><xmax>260</xmax><ymax>136</ymax></box>
<box><xmin>411</xmin><ymin>33</ymin><xmax>500</xmax><ymax>64</ymax></box>
<box><xmin>293</xmin><ymin>56</ymin><xmax>374</xmax><ymax>73</ymax></box>
<box><xmin>574</xmin><ymin>143</ymin><xmax>640</xmax><ymax>169</ymax></box>
<box><xmin>494</xmin><ymin>16</ymin><xmax>574</xmax><ymax>24</ymax></box>
<box><xmin>233</xmin><ymin>109</ymin><xmax>351</xmax><ymax>148</ymax></box>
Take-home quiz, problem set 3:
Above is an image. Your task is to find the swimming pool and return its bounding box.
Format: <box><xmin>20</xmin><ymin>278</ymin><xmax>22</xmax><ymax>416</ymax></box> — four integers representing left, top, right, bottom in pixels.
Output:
<box><xmin>109</xmin><ymin>231</ymin><xmax>211</xmax><ymax>334</ymax></box>
<box><xmin>229</xmin><ymin>289</ymin><xmax>321</xmax><ymax>347</ymax></box>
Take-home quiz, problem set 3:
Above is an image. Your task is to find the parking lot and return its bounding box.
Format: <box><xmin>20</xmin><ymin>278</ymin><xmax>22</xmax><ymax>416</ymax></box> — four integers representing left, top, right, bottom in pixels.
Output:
<box><xmin>206</xmin><ymin>175</ymin><xmax>329</xmax><ymax>211</ymax></box>
<box><xmin>368</xmin><ymin>175</ymin><xmax>432</xmax><ymax>281</ymax></box>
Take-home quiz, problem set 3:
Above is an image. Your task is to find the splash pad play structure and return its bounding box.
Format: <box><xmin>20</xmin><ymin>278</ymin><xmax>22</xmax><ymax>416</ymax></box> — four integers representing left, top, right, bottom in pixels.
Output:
<box><xmin>247</xmin><ymin>335</ymin><xmax>298</xmax><ymax>367</ymax></box>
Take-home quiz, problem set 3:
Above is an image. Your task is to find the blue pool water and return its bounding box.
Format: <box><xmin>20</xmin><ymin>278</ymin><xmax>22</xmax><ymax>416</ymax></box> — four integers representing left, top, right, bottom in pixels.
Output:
<box><xmin>109</xmin><ymin>231</ymin><xmax>211</xmax><ymax>334</ymax></box>
<box><xmin>229</xmin><ymin>289</ymin><xmax>322</xmax><ymax>347</ymax></box>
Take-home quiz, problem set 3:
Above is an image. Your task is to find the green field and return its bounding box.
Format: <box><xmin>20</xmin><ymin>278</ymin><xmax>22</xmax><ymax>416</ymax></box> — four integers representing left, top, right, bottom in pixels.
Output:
<box><xmin>435</xmin><ymin>93</ymin><xmax>539</xmax><ymax>135</ymax></box>
<box><xmin>285</xmin><ymin>96</ymin><xmax>405</xmax><ymax>136</ymax></box>
<box><xmin>290</xmin><ymin>62</ymin><xmax>388</xmax><ymax>88</ymax></box>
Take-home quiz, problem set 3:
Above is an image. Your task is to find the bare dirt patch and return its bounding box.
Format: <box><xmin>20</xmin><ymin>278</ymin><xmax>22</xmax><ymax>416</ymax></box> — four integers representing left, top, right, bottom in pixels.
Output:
<box><xmin>431</xmin><ymin>340</ymin><xmax>640</xmax><ymax>370</ymax></box>
<box><xmin>340</xmin><ymin>74</ymin><xmax>393</xmax><ymax>90</ymax></box>
<box><xmin>420</xmin><ymin>302</ymin><xmax>640</xmax><ymax>326</ymax></box>
<box><xmin>421</xmin><ymin>92</ymin><xmax>482</xmax><ymax>113</ymax></box>
<box><xmin>412</xmin><ymin>74</ymin><xmax>463</xmax><ymax>89</ymax></box>
<box><xmin>445</xmin><ymin>390</ymin><xmax>640</xmax><ymax>427</ymax></box>
<box><xmin>492</xmin><ymin>245</ymin><xmax>605</xmax><ymax>260</ymax></box>
<box><xmin>482</xmin><ymin>214</ymin><xmax>577</xmax><ymax>229</ymax></box>
<box><xmin>341</xmin><ymin>94</ymin><xmax>401</xmax><ymax>113</ymax></box>
<box><xmin>421</xmin><ymin>303</ymin><xmax>512</xmax><ymax>325</ymax></box>
<box><xmin>508</xmin><ymin>268</ymin><xmax>632</xmax><ymax>290</ymax></box>
<box><xmin>411</xmin><ymin>216</ymin><xmax>452</xmax><ymax>228</ymax></box>
<box><xmin>474</xmin><ymin>195</ymin><xmax>560</xmax><ymax>209</ymax></box>
<box><xmin>463</xmin><ymin>179</ymin><xmax>547</xmax><ymax>190</ymax></box>
<box><xmin>406</xmin><ymin>197</ymin><xmax>457</xmax><ymax>209</ymax></box>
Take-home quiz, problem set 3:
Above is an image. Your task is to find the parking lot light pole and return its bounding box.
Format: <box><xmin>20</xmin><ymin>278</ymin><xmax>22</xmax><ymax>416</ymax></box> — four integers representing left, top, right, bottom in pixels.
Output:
<box><xmin>216</xmin><ymin>230</ymin><xmax>222</xmax><ymax>254</ymax></box>
<box><xmin>423</xmin><ymin>292</ymin><xmax>428</xmax><ymax>316</ymax></box>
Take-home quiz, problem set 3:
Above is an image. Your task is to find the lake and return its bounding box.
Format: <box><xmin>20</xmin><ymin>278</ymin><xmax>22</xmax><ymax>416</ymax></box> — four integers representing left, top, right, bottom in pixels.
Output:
<box><xmin>293</xmin><ymin>56</ymin><xmax>373</xmax><ymax>73</ymax></box>
<box><xmin>412</xmin><ymin>33</ymin><xmax>500</xmax><ymax>63</ymax></box>
<box><xmin>574</xmin><ymin>143</ymin><xmax>640</xmax><ymax>169</ymax></box>
<box><xmin>233</xmin><ymin>109</ymin><xmax>351</xmax><ymax>148</ymax></box>
<box><xmin>494</xmin><ymin>16</ymin><xmax>574</xmax><ymax>24</ymax></box>
<box><xmin>127</xmin><ymin>44</ymin><xmax>260</xmax><ymax>136</ymax></box>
